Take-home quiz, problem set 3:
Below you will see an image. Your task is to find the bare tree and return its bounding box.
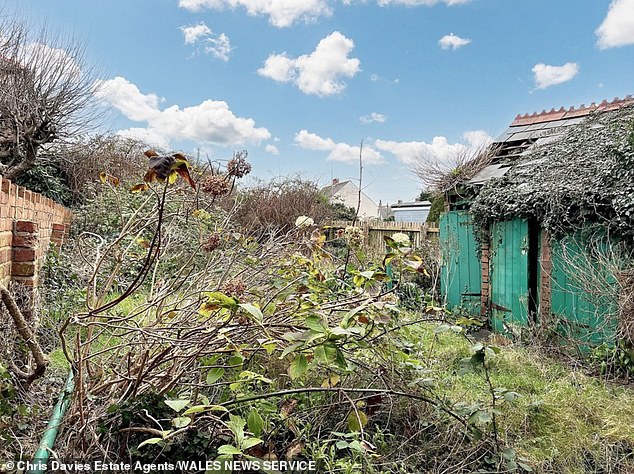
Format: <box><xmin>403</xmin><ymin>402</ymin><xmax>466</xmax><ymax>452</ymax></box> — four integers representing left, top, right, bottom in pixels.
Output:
<box><xmin>0</xmin><ymin>15</ymin><xmax>100</xmax><ymax>180</ymax></box>
<box><xmin>410</xmin><ymin>144</ymin><xmax>494</xmax><ymax>193</ymax></box>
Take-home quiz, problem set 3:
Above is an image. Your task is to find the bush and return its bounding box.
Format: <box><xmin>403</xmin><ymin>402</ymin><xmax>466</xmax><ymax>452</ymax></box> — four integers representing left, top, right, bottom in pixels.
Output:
<box><xmin>227</xmin><ymin>177</ymin><xmax>343</xmax><ymax>237</ymax></box>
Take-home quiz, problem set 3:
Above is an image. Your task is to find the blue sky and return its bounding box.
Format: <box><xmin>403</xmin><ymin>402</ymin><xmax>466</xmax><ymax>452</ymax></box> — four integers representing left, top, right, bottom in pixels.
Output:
<box><xmin>6</xmin><ymin>0</ymin><xmax>634</xmax><ymax>204</ymax></box>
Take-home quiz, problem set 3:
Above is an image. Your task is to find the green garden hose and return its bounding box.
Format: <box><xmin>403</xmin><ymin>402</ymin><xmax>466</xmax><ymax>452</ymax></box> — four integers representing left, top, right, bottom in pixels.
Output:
<box><xmin>27</xmin><ymin>370</ymin><xmax>75</xmax><ymax>473</ymax></box>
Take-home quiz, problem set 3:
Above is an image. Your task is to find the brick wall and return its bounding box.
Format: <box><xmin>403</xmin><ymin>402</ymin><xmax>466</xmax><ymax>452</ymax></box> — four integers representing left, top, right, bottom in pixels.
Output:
<box><xmin>539</xmin><ymin>230</ymin><xmax>552</xmax><ymax>321</ymax></box>
<box><xmin>0</xmin><ymin>175</ymin><xmax>72</xmax><ymax>289</ymax></box>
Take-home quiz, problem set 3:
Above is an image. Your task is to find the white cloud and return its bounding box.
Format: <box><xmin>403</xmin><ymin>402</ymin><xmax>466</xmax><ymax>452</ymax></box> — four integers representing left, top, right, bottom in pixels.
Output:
<box><xmin>360</xmin><ymin>112</ymin><xmax>386</xmax><ymax>123</ymax></box>
<box><xmin>258</xmin><ymin>31</ymin><xmax>360</xmax><ymax>96</ymax></box>
<box><xmin>94</xmin><ymin>76</ymin><xmax>162</xmax><ymax>121</ymax></box>
<box><xmin>438</xmin><ymin>33</ymin><xmax>471</xmax><ymax>50</ymax></box>
<box><xmin>374</xmin><ymin>130</ymin><xmax>492</xmax><ymax>166</ymax></box>
<box><xmin>295</xmin><ymin>130</ymin><xmax>385</xmax><ymax>164</ymax></box>
<box><xmin>205</xmin><ymin>33</ymin><xmax>232</xmax><ymax>61</ymax></box>
<box><xmin>179</xmin><ymin>0</ymin><xmax>332</xmax><ymax>28</ymax></box>
<box><xmin>532</xmin><ymin>62</ymin><xmax>579</xmax><ymax>89</ymax></box>
<box><xmin>180</xmin><ymin>22</ymin><xmax>232</xmax><ymax>61</ymax></box>
<box><xmin>96</xmin><ymin>76</ymin><xmax>270</xmax><ymax>147</ymax></box>
<box><xmin>596</xmin><ymin>0</ymin><xmax>634</xmax><ymax>49</ymax></box>
<box><xmin>116</xmin><ymin>128</ymin><xmax>171</xmax><ymax>150</ymax></box>
<box><xmin>378</xmin><ymin>0</ymin><xmax>470</xmax><ymax>6</ymax></box>
<box><xmin>265</xmin><ymin>144</ymin><xmax>279</xmax><ymax>154</ymax></box>
<box><xmin>181</xmin><ymin>23</ymin><xmax>213</xmax><ymax>44</ymax></box>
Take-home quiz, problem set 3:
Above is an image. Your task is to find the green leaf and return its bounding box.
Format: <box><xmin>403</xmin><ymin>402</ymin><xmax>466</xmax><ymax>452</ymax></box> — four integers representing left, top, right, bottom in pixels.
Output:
<box><xmin>281</xmin><ymin>341</ymin><xmax>304</xmax><ymax>359</ymax></box>
<box><xmin>335</xmin><ymin>349</ymin><xmax>348</xmax><ymax>370</ymax></box>
<box><xmin>247</xmin><ymin>409</ymin><xmax>265</xmax><ymax>437</ymax></box>
<box><xmin>227</xmin><ymin>354</ymin><xmax>245</xmax><ymax>369</ymax></box>
<box><xmin>503</xmin><ymin>391</ymin><xmax>521</xmax><ymax>403</ymax></box>
<box><xmin>335</xmin><ymin>440</ymin><xmax>349</xmax><ymax>450</ymax></box>
<box><xmin>138</xmin><ymin>437</ymin><xmax>164</xmax><ymax>448</ymax></box>
<box><xmin>172</xmin><ymin>416</ymin><xmax>192</xmax><ymax>428</ymax></box>
<box><xmin>206</xmin><ymin>367</ymin><xmax>225</xmax><ymax>384</ymax></box>
<box><xmin>204</xmin><ymin>291</ymin><xmax>239</xmax><ymax>309</ymax></box>
<box><xmin>217</xmin><ymin>445</ymin><xmax>242</xmax><ymax>456</ymax></box>
<box><xmin>304</xmin><ymin>315</ymin><xmax>326</xmax><ymax>332</ymax></box>
<box><xmin>288</xmin><ymin>354</ymin><xmax>308</xmax><ymax>380</ymax></box>
<box><xmin>183</xmin><ymin>404</ymin><xmax>228</xmax><ymax>415</ymax></box>
<box><xmin>242</xmin><ymin>437</ymin><xmax>264</xmax><ymax>450</ymax></box>
<box><xmin>239</xmin><ymin>303</ymin><xmax>263</xmax><ymax>322</ymax></box>
<box><xmin>164</xmin><ymin>399</ymin><xmax>189</xmax><ymax>412</ymax></box>
<box><xmin>347</xmin><ymin>411</ymin><xmax>368</xmax><ymax>432</ymax></box>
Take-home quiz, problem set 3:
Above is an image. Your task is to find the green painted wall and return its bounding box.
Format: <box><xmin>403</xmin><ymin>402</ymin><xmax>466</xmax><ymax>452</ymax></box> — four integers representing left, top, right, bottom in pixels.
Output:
<box><xmin>440</xmin><ymin>211</ymin><xmax>481</xmax><ymax>315</ymax></box>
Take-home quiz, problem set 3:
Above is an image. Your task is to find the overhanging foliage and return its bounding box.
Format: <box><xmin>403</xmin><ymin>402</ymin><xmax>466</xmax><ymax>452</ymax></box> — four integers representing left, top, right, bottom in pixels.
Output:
<box><xmin>470</xmin><ymin>106</ymin><xmax>634</xmax><ymax>241</ymax></box>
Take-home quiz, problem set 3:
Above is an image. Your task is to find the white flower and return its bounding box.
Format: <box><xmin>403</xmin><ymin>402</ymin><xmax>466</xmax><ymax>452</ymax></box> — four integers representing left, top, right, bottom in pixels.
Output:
<box><xmin>295</xmin><ymin>215</ymin><xmax>314</xmax><ymax>228</ymax></box>
<box><xmin>392</xmin><ymin>232</ymin><xmax>410</xmax><ymax>246</ymax></box>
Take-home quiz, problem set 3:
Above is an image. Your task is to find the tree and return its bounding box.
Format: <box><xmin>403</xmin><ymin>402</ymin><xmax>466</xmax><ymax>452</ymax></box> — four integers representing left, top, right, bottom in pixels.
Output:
<box><xmin>0</xmin><ymin>15</ymin><xmax>99</xmax><ymax>181</ymax></box>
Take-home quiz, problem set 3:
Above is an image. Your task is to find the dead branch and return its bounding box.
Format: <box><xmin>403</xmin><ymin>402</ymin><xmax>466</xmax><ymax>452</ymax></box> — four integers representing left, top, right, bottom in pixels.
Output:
<box><xmin>0</xmin><ymin>283</ymin><xmax>48</xmax><ymax>383</ymax></box>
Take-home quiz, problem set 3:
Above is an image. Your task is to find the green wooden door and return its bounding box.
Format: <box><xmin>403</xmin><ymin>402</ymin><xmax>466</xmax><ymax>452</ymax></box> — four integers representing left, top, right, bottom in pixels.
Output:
<box><xmin>440</xmin><ymin>211</ymin><xmax>481</xmax><ymax>315</ymax></box>
<box><xmin>490</xmin><ymin>219</ymin><xmax>530</xmax><ymax>332</ymax></box>
<box><xmin>551</xmin><ymin>236</ymin><xmax>617</xmax><ymax>346</ymax></box>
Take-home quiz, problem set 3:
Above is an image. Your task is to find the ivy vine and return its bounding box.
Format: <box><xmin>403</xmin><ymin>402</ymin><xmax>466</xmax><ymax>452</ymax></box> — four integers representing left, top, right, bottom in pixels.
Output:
<box><xmin>469</xmin><ymin>105</ymin><xmax>634</xmax><ymax>244</ymax></box>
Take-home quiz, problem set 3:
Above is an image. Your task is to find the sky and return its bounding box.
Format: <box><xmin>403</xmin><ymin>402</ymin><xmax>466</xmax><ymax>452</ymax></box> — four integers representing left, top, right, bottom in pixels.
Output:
<box><xmin>4</xmin><ymin>0</ymin><xmax>634</xmax><ymax>205</ymax></box>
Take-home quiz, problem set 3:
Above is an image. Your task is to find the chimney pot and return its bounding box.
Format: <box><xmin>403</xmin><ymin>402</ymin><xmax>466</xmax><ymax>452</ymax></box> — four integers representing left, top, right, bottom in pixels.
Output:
<box><xmin>332</xmin><ymin>178</ymin><xmax>339</xmax><ymax>185</ymax></box>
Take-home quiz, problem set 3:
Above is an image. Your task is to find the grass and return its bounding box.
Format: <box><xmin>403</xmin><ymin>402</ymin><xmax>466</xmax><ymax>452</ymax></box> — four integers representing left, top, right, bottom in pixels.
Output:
<box><xmin>399</xmin><ymin>319</ymin><xmax>634</xmax><ymax>473</ymax></box>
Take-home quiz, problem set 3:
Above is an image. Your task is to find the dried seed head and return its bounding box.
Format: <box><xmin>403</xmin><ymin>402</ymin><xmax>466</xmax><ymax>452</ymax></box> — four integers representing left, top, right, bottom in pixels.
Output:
<box><xmin>227</xmin><ymin>152</ymin><xmax>252</xmax><ymax>178</ymax></box>
<box><xmin>200</xmin><ymin>175</ymin><xmax>231</xmax><ymax>196</ymax></box>
<box><xmin>202</xmin><ymin>232</ymin><xmax>222</xmax><ymax>252</ymax></box>
<box><xmin>344</xmin><ymin>226</ymin><xmax>364</xmax><ymax>248</ymax></box>
<box><xmin>221</xmin><ymin>278</ymin><xmax>247</xmax><ymax>297</ymax></box>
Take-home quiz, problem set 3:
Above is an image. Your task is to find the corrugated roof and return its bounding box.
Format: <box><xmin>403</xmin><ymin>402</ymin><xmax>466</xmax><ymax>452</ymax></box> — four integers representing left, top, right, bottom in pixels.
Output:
<box><xmin>475</xmin><ymin>96</ymin><xmax>634</xmax><ymax>185</ymax></box>
<box><xmin>510</xmin><ymin>96</ymin><xmax>634</xmax><ymax>126</ymax></box>
<box><xmin>468</xmin><ymin>163</ymin><xmax>511</xmax><ymax>184</ymax></box>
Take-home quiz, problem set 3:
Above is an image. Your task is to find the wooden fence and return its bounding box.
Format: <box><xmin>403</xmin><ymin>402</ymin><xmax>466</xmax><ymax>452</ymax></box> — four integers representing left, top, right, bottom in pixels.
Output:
<box><xmin>327</xmin><ymin>220</ymin><xmax>439</xmax><ymax>254</ymax></box>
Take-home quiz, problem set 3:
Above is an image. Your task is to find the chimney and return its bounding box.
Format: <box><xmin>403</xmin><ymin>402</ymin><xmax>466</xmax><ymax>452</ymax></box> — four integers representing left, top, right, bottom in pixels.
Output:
<box><xmin>332</xmin><ymin>178</ymin><xmax>339</xmax><ymax>185</ymax></box>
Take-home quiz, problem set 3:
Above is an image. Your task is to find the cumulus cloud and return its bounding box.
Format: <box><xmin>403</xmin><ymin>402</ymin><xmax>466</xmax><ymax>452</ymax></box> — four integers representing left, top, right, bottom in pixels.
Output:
<box><xmin>178</xmin><ymin>0</ymin><xmax>332</xmax><ymax>28</ymax></box>
<box><xmin>532</xmin><ymin>62</ymin><xmax>579</xmax><ymax>89</ymax></box>
<box><xmin>116</xmin><ymin>128</ymin><xmax>170</xmax><ymax>150</ymax></box>
<box><xmin>295</xmin><ymin>130</ymin><xmax>385</xmax><ymax>164</ymax></box>
<box><xmin>360</xmin><ymin>112</ymin><xmax>386</xmax><ymax>124</ymax></box>
<box><xmin>94</xmin><ymin>76</ymin><xmax>162</xmax><ymax>121</ymax></box>
<box><xmin>378</xmin><ymin>0</ymin><xmax>471</xmax><ymax>6</ymax></box>
<box><xmin>180</xmin><ymin>22</ymin><xmax>232</xmax><ymax>61</ymax></box>
<box><xmin>181</xmin><ymin>22</ymin><xmax>213</xmax><ymax>44</ymax></box>
<box><xmin>258</xmin><ymin>31</ymin><xmax>361</xmax><ymax>96</ymax></box>
<box><xmin>374</xmin><ymin>130</ymin><xmax>492</xmax><ymax>166</ymax></box>
<box><xmin>438</xmin><ymin>33</ymin><xmax>471</xmax><ymax>50</ymax></box>
<box><xmin>265</xmin><ymin>144</ymin><xmax>279</xmax><ymax>154</ymax></box>
<box><xmin>596</xmin><ymin>0</ymin><xmax>634</xmax><ymax>49</ymax></box>
<box><xmin>95</xmin><ymin>76</ymin><xmax>270</xmax><ymax>148</ymax></box>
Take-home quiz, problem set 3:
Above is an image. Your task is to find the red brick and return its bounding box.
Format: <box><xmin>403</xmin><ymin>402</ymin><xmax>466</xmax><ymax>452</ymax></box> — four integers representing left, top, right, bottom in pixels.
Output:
<box><xmin>11</xmin><ymin>262</ymin><xmax>35</xmax><ymax>277</ymax></box>
<box><xmin>13</xmin><ymin>248</ymin><xmax>36</xmax><ymax>262</ymax></box>
<box><xmin>14</xmin><ymin>221</ymin><xmax>38</xmax><ymax>233</ymax></box>
<box><xmin>11</xmin><ymin>233</ymin><xmax>37</xmax><ymax>248</ymax></box>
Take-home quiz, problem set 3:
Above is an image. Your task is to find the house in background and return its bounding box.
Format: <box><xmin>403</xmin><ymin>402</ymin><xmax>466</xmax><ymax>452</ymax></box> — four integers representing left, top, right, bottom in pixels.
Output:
<box><xmin>320</xmin><ymin>179</ymin><xmax>379</xmax><ymax>220</ymax></box>
<box><xmin>390</xmin><ymin>200</ymin><xmax>431</xmax><ymax>223</ymax></box>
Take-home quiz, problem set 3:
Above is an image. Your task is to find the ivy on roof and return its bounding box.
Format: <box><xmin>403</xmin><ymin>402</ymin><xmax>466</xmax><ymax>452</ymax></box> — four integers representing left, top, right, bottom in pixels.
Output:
<box><xmin>470</xmin><ymin>105</ymin><xmax>634</xmax><ymax>241</ymax></box>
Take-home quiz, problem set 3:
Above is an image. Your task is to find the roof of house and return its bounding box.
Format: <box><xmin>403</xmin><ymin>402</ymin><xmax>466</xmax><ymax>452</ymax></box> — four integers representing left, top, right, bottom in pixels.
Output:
<box><xmin>391</xmin><ymin>200</ymin><xmax>431</xmax><ymax>209</ymax></box>
<box><xmin>469</xmin><ymin>95</ymin><xmax>634</xmax><ymax>185</ymax></box>
<box><xmin>320</xmin><ymin>180</ymin><xmax>351</xmax><ymax>198</ymax></box>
